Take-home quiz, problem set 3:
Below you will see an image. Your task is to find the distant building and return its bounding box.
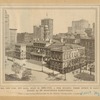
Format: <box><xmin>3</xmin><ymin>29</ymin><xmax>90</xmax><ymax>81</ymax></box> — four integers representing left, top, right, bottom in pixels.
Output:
<box><xmin>80</xmin><ymin>38</ymin><xmax>95</xmax><ymax>63</ymax></box>
<box><xmin>85</xmin><ymin>23</ymin><xmax>95</xmax><ymax>38</ymax></box>
<box><xmin>56</xmin><ymin>33</ymin><xmax>67</xmax><ymax>38</ymax></box>
<box><xmin>49</xmin><ymin>43</ymin><xmax>85</xmax><ymax>74</ymax></box>
<box><xmin>9</xmin><ymin>29</ymin><xmax>17</xmax><ymax>47</ymax></box>
<box><xmin>85</xmin><ymin>28</ymin><xmax>92</xmax><ymax>37</ymax></box>
<box><xmin>14</xmin><ymin>43</ymin><xmax>26</xmax><ymax>59</ymax></box>
<box><xmin>64</xmin><ymin>37</ymin><xmax>75</xmax><ymax>44</ymax></box>
<box><xmin>53</xmin><ymin>33</ymin><xmax>76</xmax><ymax>44</ymax></box>
<box><xmin>33</xmin><ymin>25</ymin><xmax>44</xmax><ymax>41</ymax></box>
<box><xmin>17</xmin><ymin>32</ymin><xmax>33</xmax><ymax>43</ymax></box>
<box><xmin>53</xmin><ymin>33</ymin><xmax>67</xmax><ymax>43</ymax></box>
<box><xmin>68</xmin><ymin>19</ymin><xmax>90</xmax><ymax>34</ymax></box>
<box><xmin>4</xmin><ymin>11</ymin><xmax>10</xmax><ymax>49</ymax></box>
<box><xmin>68</xmin><ymin>27</ymin><xmax>72</xmax><ymax>33</ymax></box>
<box><xmin>41</xmin><ymin>18</ymin><xmax>53</xmax><ymax>42</ymax></box>
<box><xmin>33</xmin><ymin>18</ymin><xmax>53</xmax><ymax>43</ymax></box>
<box><xmin>62</xmin><ymin>34</ymin><xmax>76</xmax><ymax>44</ymax></box>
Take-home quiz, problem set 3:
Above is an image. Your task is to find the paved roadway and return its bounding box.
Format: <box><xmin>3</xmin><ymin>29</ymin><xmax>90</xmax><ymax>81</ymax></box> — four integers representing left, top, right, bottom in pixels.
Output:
<box><xmin>5</xmin><ymin>56</ymin><xmax>95</xmax><ymax>82</ymax></box>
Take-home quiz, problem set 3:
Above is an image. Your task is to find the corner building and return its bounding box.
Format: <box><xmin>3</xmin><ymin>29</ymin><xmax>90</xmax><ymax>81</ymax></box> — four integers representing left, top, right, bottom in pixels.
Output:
<box><xmin>49</xmin><ymin>43</ymin><xmax>86</xmax><ymax>74</ymax></box>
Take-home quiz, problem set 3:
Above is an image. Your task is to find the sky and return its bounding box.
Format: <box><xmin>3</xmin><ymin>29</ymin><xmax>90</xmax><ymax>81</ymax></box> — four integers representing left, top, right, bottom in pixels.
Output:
<box><xmin>6</xmin><ymin>7</ymin><xmax>96</xmax><ymax>34</ymax></box>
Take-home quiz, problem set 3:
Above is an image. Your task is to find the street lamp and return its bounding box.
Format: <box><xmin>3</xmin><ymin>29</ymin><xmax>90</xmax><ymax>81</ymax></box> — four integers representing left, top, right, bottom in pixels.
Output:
<box><xmin>89</xmin><ymin>63</ymin><xmax>94</xmax><ymax>75</ymax></box>
<box><xmin>79</xmin><ymin>56</ymin><xmax>86</xmax><ymax>73</ymax></box>
<box><xmin>41</xmin><ymin>56</ymin><xmax>44</xmax><ymax>72</ymax></box>
<box><xmin>64</xmin><ymin>69</ymin><xmax>66</xmax><ymax>81</ymax></box>
<box><xmin>41</xmin><ymin>54</ymin><xmax>45</xmax><ymax>72</ymax></box>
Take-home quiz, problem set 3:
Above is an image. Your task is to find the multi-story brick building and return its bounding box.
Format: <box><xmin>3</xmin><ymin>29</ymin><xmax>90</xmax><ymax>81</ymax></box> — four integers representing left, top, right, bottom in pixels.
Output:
<box><xmin>33</xmin><ymin>25</ymin><xmax>44</xmax><ymax>41</ymax></box>
<box><xmin>9</xmin><ymin>29</ymin><xmax>17</xmax><ymax>47</ymax></box>
<box><xmin>80</xmin><ymin>38</ymin><xmax>95</xmax><ymax>63</ymax></box>
<box><xmin>72</xmin><ymin>19</ymin><xmax>90</xmax><ymax>34</ymax></box>
<box><xmin>17</xmin><ymin>32</ymin><xmax>33</xmax><ymax>43</ymax></box>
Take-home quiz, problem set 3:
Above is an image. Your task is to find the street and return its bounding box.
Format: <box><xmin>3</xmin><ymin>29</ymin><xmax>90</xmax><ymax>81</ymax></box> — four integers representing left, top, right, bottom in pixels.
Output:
<box><xmin>5</xmin><ymin>56</ymin><xmax>95</xmax><ymax>82</ymax></box>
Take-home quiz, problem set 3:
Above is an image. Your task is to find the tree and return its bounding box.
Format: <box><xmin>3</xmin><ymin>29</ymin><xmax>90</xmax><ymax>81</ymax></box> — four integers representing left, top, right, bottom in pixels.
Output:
<box><xmin>21</xmin><ymin>68</ymin><xmax>32</xmax><ymax>81</ymax></box>
<box><xmin>12</xmin><ymin>63</ymin><xmax>22</xmax><ymax>74</ymax></box>
<box><xmin>89</xmin><ymin>64</ymin><xmax>95</xmax><ymax>75</ymax></box>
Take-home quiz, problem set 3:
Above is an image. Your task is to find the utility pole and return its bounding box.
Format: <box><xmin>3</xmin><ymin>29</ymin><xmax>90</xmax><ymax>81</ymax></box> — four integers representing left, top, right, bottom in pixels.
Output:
<box><xmin>64</xmin><ymin>73</ymin><xmax>66</xmax><ymax>81</ymax></box>
<box><xmin>41</xmin><ymin>56</ymin><xmax>44</xmax><ymax>72</ymax></box>
<box><xmin>64</xmin><ymin>68</ymin><xmax>66</xmax><ymax>81</ymax></box>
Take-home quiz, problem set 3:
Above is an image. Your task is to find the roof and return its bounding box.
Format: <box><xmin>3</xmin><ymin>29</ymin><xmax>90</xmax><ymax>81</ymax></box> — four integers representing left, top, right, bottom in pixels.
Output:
<box><xmin>33</xmin><ymin>40</ymin><xmax>46</xmax><ymax>44</ymax></box>
<box><xmin>47</xmin><ymin>42</ymin><xmax>84</xmax><ymax>52</ymax></box>
<box><xmin>15</xmin><ymin>43</ymin><xmax>33</xmax><ymax>46</ymax></box>
<box><xmin>41</xmin><ymin>18</ymin><xmax>53</xmax><ymax>20</ymax></box>
<box><xmin>30</xmin><ymin>52</ymin><xmax>45</xmax><ymax>57</ymax></box>
<box><xmin>26</xmin><ymin>43</ymin><xmax>33</xmax><ymax>46</ymax></box>
<box><xmin>47</xmin><ymin>42</ymin><xmax>63</xmax><ymax>49</ymax></box>
<box><xmin>80</xmin><ymin>38</ymin><xmax>95</xmax><ymax>41</ymax></box>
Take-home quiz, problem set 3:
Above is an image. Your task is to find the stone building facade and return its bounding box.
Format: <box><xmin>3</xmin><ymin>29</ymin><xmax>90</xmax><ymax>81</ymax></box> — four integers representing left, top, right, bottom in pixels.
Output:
<box><xmin>30</xmin><ymin>41</ymin><xmax>46</xmax><ymax>63</ymax></box>
<box><xmin>48</xmin><ymin>43</ymin><xmax>85</xmax><ymax>74</ymax></box>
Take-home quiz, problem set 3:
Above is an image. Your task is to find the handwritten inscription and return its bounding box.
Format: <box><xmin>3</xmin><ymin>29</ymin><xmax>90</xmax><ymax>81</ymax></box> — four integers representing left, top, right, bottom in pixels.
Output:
<box><xmin>80</xmin><ymin>91</ymin><xmax>100</xmax><ymax>96</ymax></box>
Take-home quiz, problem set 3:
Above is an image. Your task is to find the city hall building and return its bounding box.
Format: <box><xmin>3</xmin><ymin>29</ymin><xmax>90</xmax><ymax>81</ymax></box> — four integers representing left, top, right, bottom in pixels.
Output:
<box><xmin>30</xmin><ymin>41</ymin><xmax>47</xmax><ymax>62</ymax></box>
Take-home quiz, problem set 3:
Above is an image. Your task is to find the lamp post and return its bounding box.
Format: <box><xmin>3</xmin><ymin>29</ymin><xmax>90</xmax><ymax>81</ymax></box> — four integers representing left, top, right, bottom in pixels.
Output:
<box><xmin>79</xmin><ymin>56</ymin><xmax>85</xmax><ymax>73</ymax></box>
<box><xmin>41</xmin><ymin>56</ymin><xmax>44</xmax><ymax>72</ymax></box>
<box><xmin>89</xmin><ymin>63</ymin><xmax>94</xmax><ymax>75</ymax></box>
<box><xmin>64</xmin><ymin>69</ymin><xmax>66</xmax><ymax>81</ymax></box>
<box><xmin>41</xmin><ymin>54</ymin><xmax>45</xmax><ymax>72</ymax></box>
